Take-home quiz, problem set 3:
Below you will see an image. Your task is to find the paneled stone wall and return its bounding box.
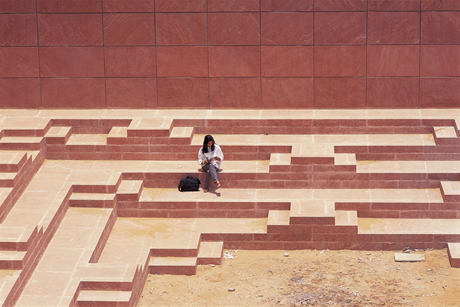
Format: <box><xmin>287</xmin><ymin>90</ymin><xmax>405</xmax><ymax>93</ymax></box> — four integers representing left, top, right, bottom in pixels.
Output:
<box><xmin>0</xmin><ymin>0</ymin><xmax>459</xmax><ymax>109</ymax></box>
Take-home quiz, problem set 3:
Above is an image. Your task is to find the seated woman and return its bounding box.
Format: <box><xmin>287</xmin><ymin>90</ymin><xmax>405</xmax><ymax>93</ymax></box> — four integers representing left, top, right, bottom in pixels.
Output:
<box><xmin>198</xmin><ymin>135</ymin><xmax>224</xmax><ymax>192</ymax></box>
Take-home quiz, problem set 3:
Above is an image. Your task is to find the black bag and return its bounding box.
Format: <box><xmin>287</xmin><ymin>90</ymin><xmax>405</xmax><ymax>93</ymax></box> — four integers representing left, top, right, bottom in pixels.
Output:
<box><xmin>178</xmin><ymin>176</ymin><xmax>201</xmax><ymax>192</ymax></box>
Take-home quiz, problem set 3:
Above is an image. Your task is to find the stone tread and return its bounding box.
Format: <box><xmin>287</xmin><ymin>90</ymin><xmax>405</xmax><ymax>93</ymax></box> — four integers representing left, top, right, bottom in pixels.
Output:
<box><xmin>440</xmin><ymin>181</ymin><xmax>460</xmax><ymax>195</ymax></box>
<box><xmin>170</xmin><ymin>127</ymin><xmax>194</xmax><ymax>138</ymax></box>
<box><xmin>434</xmin><ymin>126</ymin><xmax>457</xmax><ymax>138</ymax></box>
<box><xmin>267</xmin><ymin>210</ymin><xmax>290</xmax><ymax>226</ymax></box>
<box><xmin>44</xmin><ymin>126</ymin><xmax>71</xmax><ymax>138</ymax></box>
<box><xmin>335</xmin><ymin>211</ymin><xmax>358</xmax><ymax>226</ymax></box>
<box><xmin>197</xmin><ymin>242</ymin><xmax>224</xmax><ymax>259</ymax></box>
<box><xmin>0</xmin><ymin>251</ymin><xmax>26</xmax><ymax>261</ymax></box>
<box><xmin>447</xmin><ymin>243</ymin><xmax>460</xmax><ymax>258</ymax></box>
<box><xmin>149</xmin><ymin>257</ymin><xmax>197</xmax><ymax>267</ymax></box>
<box><xmin>358</xmin><ymin>218</ymin><xmax>460</xmax><ymax>235</ymax></box>
<box><xmin>77</xmin><ymin>290</ymin><xmax>131</xmax><ymax>302</ymax></box>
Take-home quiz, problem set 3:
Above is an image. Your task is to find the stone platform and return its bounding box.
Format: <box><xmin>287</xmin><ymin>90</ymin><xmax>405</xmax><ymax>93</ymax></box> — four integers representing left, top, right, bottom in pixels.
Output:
<box><xmin>0</xmin><ymin>109</ymin><xmax>459</xmax><ymax>306</ymax></box>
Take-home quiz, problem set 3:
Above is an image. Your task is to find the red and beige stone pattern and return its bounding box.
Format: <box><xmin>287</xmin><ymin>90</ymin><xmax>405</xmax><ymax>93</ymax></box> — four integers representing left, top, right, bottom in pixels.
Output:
<box><xmin>1</xmin><ymin>0</ymin><xmax>460</xmax><ymax>109</ymax></box>
<box><xmin>0</xmin><ymin>108</ymin><xmax>458</xmax><ymax>306</ymax></box>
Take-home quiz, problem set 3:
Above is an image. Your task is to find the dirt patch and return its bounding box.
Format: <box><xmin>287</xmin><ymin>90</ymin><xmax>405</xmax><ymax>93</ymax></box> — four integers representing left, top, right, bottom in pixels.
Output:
<box><xmin>139</xmin><ymin>249</ymin><xmax>460</xmax><ymax>306</ymax></box>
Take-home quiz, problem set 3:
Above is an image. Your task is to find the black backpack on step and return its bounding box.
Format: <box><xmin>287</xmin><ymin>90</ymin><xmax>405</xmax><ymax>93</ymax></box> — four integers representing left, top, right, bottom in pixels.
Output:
<box><xmin>178</xmin><ymin>176</ymin><xmax>201</xmax><ymax>192</ymax></box>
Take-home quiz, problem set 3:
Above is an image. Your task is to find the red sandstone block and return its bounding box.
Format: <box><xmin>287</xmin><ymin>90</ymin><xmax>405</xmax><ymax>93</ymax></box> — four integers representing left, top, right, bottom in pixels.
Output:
<box><xmin>357</xmin><ymin>210</ymin><xmax>400</xmax><ymax>218</ymax></box>
<box><xmin>423</xmin><ymin>0</ymin><xmax>460</xmax><ymax>10</ymax></box>
<box><xmin>290</xmin><ymin>217</ymin><xmax>335</xmax><ymax>226</ymax></box>
<box><xmin>369</xmin><ymin>0</ymin><xmax>421</xmax><ymax>10</ymax></box>
<box><xmin>0</xmin><ymin>0</ymin><xmax>36</xmax><ymax>12</ymax></box>
<box><xmin>312</xmin><ymin>234</ymin><xmax>372</xmax><ymax>243</ymax></box>
<box><xmin>0</xmin><ymin>78</ymin><xmax>40</xmax><ymax>108</ymax></box>
<box><xmin>41</xmin><ymin>78</ymin><xmax>105</xmax><ymax>108</ymax></box>
<box><xmin>261</xmin><ymin>12</ymin><xmax>313</xmax><ymax>45</ymax></box>
<box><xmin>156</xmin><ymin>13</ymin><xmax>207</xmax><ymax>45</ymax></box>
<box><xmin>210</xmin><ymin>78</ymin><xmax>260</xmax><ymax>109</ymax></box>
<box><xmin>261</xmin><ymin>0</ymin><xmax>313</xmax><ymax>11</ymax></box>
<box><xmin>368</xmin><ymin>77</ymin><xmax>420</xmax><ymax>108</ymax></box>
<box><xmin>107</xmin><ymin>78</ymin><xmax>157</xmax><ymax>109</ymax></box>
<box><xmin>157</xmin><ymin>46</ymin><xmax>207</xmax><ymax>78</ymax></box>
<box><xmin>261</xmin><ymin>46</ymin><xmax>313</xmax><ymax>77</ymax></box>
<box><xmin>157</xmin><ymin>78</ymin><xmax>209</xmax><ymax>108</ymax></box>
<box><xmin>38</xmin><ymin>14</ymin><xmax>102</xmax><ymax>46</ymax></box>
<box><xmin>208</xmin><ymin>0</ymin><xmax>259</xmax><ymax>11</ymax></box>
<box><xmin>0</xmin><ymin>14</ymin><xmax>37</xmax><ymax>46</ymax></box>
<box><xmin>421</xmin><ymin>45</ymin><xmax>460</xmax><ymax>77</ymax></box>
<box><xmin>430</xmin><ymin>203</ymin><xmax>460</xmax><ymax>211</ymax></box>
<box><xmin>400</xmin><ymin>211</ymin><xmax>458</xmax><ymax>218</ymax></box>
<box><xmin>315</xmin><ymin>0</ymin><xmax>366</xmax><ymax>11</ymax></box>
<box><xmin>314</xmin><ymin>12</ymin><xmax>366</xmax><ymax>45</ymax></box>
<box><xmin>105</xmin><ymin>47</ymin><xmax>156</xmax><ymax>77</ymax></box>
<box><xmin>434</xmin><ymin>234</ymin><xmax>460</xmax><ymax>243</ymax></box>
<box><xmin>422</xmin><ymin>12</ymin><xmax>460</xmax><ymax>44</ymax></box>
<box><xmin>367</xmin><ymin>45</ymin><xmax>420</xmax><ymax>77</ymax></box>
<box><xmin>368</xmin><ymin>12</ymin><xmax>420</xmax><ymax>44</ymax></box>
<box><xmin>102</xmin><ymin>0</ymin><xmax>155</xmax><ymax>12</ymax></box>
<box><xmin>156</xmin><ymin>0</ymin><xmax>206</xmax><ymax>12</ymax></box>
<box><xmin>209</xmin><ymin>46</ymin><xmax>260</xmax><ymax>77</ymax></box>
<box><xmin>103</xmin><ymin>13</ymin><xmax>154</xmax><ymax>46</ymax></box>
<box><xmin>314</xmin><ymin>77</ymin><xmax>366</xmax><ymax>108</ymax></box>
<box><xmin>0</xmin><ymin>47</ymin><xmax>39</xmax><ymax>77</ymax></box>
<box><xmin>150</xmin><ymin>249</ymin><xmax>197</xmax><ymax>257</ymax></box>
<box><xmin>268</xmin><ymin>225</ymin><xmax>312</xmax><ymax>234</ymax></box>
<box><xmin>335</xmin><ymin>202</ymin><xmax>370</xmax><ymax>211</ymax></box>
<box><xmin>262</xmin><ymin>78</ymin><xmax>313</xmax><ymax>109</ymax></box>
<box><xmin>149</xmin><ymin>264</ymin><xmax>196</xmax><ymax>276</ymax></box>
<box><xmin>209</xmin><ymin>13</ymin><xmax>260</xmax><ymax>45</ymax></box>
<box><xmin>37</xmin><ymin>0</ymin><xmax>101</xmax><ymax>12</ymax></box>
<box><xmin>312</xmin><ymin>225</ymin><xmax>358</xmax><ymax>234</ymax></box>
<box><xmin>315</xmin><ymin>46</ymin><xmax>365</xmax><ymax>77</ymax></box>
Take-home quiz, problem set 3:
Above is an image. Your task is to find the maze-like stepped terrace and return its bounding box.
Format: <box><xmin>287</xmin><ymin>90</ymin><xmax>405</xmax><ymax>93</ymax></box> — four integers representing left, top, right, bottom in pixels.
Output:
<box><xmin>0</xmin><ymin>109</ymin><xmax>459</xmax><ymax>307</ymax></box>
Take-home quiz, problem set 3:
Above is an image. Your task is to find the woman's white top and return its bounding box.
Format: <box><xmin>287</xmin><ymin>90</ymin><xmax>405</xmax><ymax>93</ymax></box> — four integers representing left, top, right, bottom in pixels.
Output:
<box><xmin>198</xmin><ymin>144</ymin><xmax>224</xmax><ymax>169</ymax></box>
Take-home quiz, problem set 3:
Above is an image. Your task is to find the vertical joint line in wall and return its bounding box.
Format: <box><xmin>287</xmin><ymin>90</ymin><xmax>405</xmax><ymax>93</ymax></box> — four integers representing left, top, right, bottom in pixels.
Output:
<box><xmin>207</xmin><ymin>0</ymin><xmax>210</xmax><ymax>109</ymax></box>
<box><xmin>101</xmin><ymin>0</ymin><xmax>108</xmax><ymax>108</ymax></box>
<box><xmin>419</xmin><ymin>2</ymin><xmax>422</xmax><ymax>108</ymax></box>
<box><xmin>154</xmin><ymin>1</ymin><xmax>159</xmax><ymax>109</ymax></box>
<box><xmin>259</xmin><ymin>0</ymin><xmax>262</xmax><ymax>109</ymax></box>
<box><xmin>312</xmin><ymin>0</ymin><xmax>315</xmax><ymax>108</ymax></box>
<box><xmin>365</xmin><ymin>0</ymin><xmax>368</xmax><ymax>108</ymax></box>
<box><xmin>36</xmin><ymin>0</ymin><xmax>42</xmax><ymax>107</ymax></box>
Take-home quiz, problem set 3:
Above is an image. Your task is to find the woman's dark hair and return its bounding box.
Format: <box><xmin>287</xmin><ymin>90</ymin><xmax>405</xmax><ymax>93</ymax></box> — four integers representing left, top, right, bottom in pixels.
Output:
<box><xmin>202</xmin><ymin>135</ymin><xmax>215</xmax><ymax>153</ymax></box>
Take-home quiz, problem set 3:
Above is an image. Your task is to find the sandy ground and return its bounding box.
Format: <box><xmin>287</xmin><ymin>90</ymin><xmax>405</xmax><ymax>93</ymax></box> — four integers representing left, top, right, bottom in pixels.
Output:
<box><xmin>139</xmin><ymin>248</ymin><xmax>460</xmax><ymax>306</ymax></box>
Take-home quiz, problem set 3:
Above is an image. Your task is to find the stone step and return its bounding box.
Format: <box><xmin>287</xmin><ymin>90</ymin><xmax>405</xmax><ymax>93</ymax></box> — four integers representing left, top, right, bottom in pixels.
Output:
<box><xmin>116</xmin><ymin>180</ymin><xmax>144</xmax><ymax>201</ymax></box>
<box><xmin>0</xmin><ymin>137</ymin><xmax>44</xmax><ymax>150</ymax></box>
<box><xmin>0</xmin><ymin>250</ymin><xmax>26</xmax><ymax>269</ymax></box>
<box><xmin>0</xmin><ymin>152</ymin><xmax>28</xmax><ymax>172</ymax></box>
<box><xmin>197</xmin><ymin>241</ymin><xmax>224</xmax><ymax>265</ymax></box>
<box><xmin>0</xmin><ymin>172</ymin><xmax>17</xmax><ymax>187</ymax></box>
<box><xmin>169</xmin><ymin>127</ymin><xmax>194</xmax><ymax>144</ymax></box>
<box><xmin>76</xmin><ymin>290</ymin><xmax>131</xmax><ymax>307</ymax></box>
<box><xmin>335</xmin><ymin>211</ymin><xmax>358</xmax><ymax>226</ymax></box>
<box><xmin>269</xmin><ymin>153</ymin><xmax>291</xmax><ymax>166</ymax></box>
<box><xmin>44</xmin><ymin>126</ymin><xmax>72</xmax><ymax>144</ymax></box>
<box><xmin>149</xmin><ymin>257</ymin><xmax>197</xmax><ymax>276</ymax></box>
<box><xmin>290</xmin><ymin>200</ymin><xmax>336</xmax><ymax>225</ymax></box>
<box><xmin>358</xmin><ymin>218</ymin><xmax>460</xmax><ymax>235</ymax></box>
<box><xmin>69</xmin><ymin>193</ymin><xmax>116</xmax><ymax>208</ymax></box>
<box><xmin>67</xmin><ymin>133</ymin><xmax>107</xmax><ymax>145</ymax></box>
<box><xmin>447</xmin><ymin>243</ymin><xmax>460</xmax><ymax>268</ymax></box>
<box><xmin>267</xmin><ymin>210</ymin><xmax>290</xmax><ymax>226</ymax></box>
<box><xmin>433</xmin><ymin>126</ymin><xmax>458</xmax><ymax>139</ymax></box>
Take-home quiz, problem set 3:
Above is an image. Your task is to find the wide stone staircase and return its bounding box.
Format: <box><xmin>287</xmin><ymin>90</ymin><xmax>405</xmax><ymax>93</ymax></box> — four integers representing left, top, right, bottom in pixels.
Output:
<box><xmin>0</xmin><ymin>109</ymin><xmax>459</xmax><ymax>306</ymax></box>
